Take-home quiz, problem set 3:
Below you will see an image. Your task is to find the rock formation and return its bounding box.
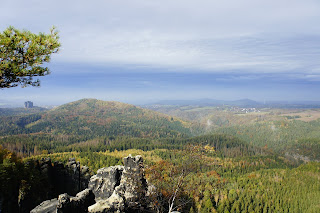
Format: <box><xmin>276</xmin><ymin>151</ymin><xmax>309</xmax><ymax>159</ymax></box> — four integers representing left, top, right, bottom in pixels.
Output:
<box><xmin>31</xmin><ymin>189</ymin><xmax>95</xmax><ymax>213</ymax></box>
<box><xmin>52</xmin><ymin>158</ymin><xmax>92</xmax><ymax>195</ymax></box>
<box><xmin>30</xmin><ymin>199</ymin><xmax>58</xmax><ymax>213</ymax></box>
<box><xmin>88</xmin><ymin>165</ymin><xmax>124</xmax><ymax>200</ymax></box>
<box><xmin>56</xmin><ymin>189</ymin><xmax>95</xmax><ymax>213</ymax></box>
<box><xmin>17</xmin><ymin>158</ymin><xmax>92</xmax><ymax>213</ymax></box>
<box><xmin>31</xmin><ymin>155</ymin><xmax>156</xmax><ymax>213</ymax></box>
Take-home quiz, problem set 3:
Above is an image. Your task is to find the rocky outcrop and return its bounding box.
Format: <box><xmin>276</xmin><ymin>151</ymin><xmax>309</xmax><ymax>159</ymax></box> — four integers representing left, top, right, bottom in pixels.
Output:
<box><xmin>88</xmin><ymin>165</ymin><xmax>124</xmax><ymax>200</ymax></box>
<box><xmin>53</xmin><ymin>158</ymin><xmax>92</xmax><ymax>195</ymax></box>
<box><xmin>56</xmin><ymin>189</ymin><xmax>95</xmax><ymax>213</ymax></box>
<box><xmin>88</xmin><ymin>155</ymin><xmax>152</xmax><ymax>212</ymax></box>
<box><xmin>30</xmin><ymin>199</ymin><xmax>58</xmax><ymax>213</ymax></box>
<box><xmin>115</xmin><ymin>155</ymin><xmax>149</xmax><ymax>209</ymax></box>
<box><xmin>18</xmin><ymin>158</ymin><xmax>93</xmax><ymax>213</ymax></box>
<box><xmin>31</xmin><ymin>155</ymin><xmax>156</xmax><ymax>213</ymax></box>
<box><xmin>88</xmin><ymin>192</ymin><xmax>125</xmax><ymax>213</ymax></box>
<box><xmin>31</xmin><ymin>189</ymin><xmax>95</xmax><ymax>213</ymax></box>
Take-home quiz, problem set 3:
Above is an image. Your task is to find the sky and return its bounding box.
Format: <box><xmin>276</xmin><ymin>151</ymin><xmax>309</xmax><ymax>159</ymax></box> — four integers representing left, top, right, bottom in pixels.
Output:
<box><xmin>1</xmin><ymin>0</ymin><xmax>320</xmax><ymax>106</ymax></box>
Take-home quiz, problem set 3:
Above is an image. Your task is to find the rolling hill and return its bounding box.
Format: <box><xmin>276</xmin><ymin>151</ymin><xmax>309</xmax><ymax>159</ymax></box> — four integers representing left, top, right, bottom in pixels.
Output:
<box><xmin>0</xmin><ymin>99</ymin><xmax>192</xmax><ymax>138</ymax></box>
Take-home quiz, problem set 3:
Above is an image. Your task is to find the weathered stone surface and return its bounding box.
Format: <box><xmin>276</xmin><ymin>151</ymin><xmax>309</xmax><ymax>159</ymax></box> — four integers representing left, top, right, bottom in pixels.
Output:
<box><xmin>29</xmin><ymin>158</ymin><xmax>93</xmax><ymax>213</ymax></box>
<box><xmin>31</xmin><ymin>155</ymin><xmax>155</xmax><ymax>213</ymax></box>
<box><xmin>31</xmin><ymin>189</ymin><xmax>95</xmax><ymax>213</ymax></box>
<box><xmin>39</xmin><ymin>157</ymin><xmax>52</xmax><ymax>175</ymax></box>
<box><xmin>88</xmin><ymin>191</ymin><xmax>124</xmax><ymax>213</ymax></box>
<box><xmin>30</xmin><ymin>198</ymin><xmax>58</xmax><ymax>213</ymax></box>
<box><xmin>116</xmin><ymin>155</ymin><xmax>148</xmax><ymax>209</ymax></box>
<box><xmin>88</xmin><ymin>165</ymin><xmax>124</xmax><ymax>200</ymax></box>
<box><xmin>56</xmin><ymin>189</ymin><xmax>95</xmax><ymax>213</ymax></box>
<box><xmin>88</xmin><ymin>155</ymin><xmax>154</xmax><ymax>213</ymax></box>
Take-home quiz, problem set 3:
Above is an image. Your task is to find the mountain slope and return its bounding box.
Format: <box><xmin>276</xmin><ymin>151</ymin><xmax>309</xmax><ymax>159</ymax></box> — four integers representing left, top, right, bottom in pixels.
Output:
<box><xmin>14</xmin><ymin>99</ymin><xmax>191</xmax><ymax>138</ymax></box>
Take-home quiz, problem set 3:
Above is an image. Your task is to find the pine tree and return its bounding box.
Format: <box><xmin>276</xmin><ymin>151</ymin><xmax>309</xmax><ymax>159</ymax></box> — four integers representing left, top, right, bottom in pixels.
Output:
<box><xmin>0</xmin><ymin>26</ymin><xmax>60</xmax><ymax>88</ymax></box>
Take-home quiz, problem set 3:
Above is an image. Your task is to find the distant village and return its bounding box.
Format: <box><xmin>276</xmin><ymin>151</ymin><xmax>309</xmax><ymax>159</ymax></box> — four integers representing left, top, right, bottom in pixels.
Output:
<box><xmin>228</xmin><ymin>106</ymin><xmax>261</xmax><ymax>113</ymax></box>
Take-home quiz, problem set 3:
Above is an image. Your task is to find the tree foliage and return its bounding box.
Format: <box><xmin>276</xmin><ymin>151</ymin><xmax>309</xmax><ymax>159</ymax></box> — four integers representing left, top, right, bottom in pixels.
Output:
<box><xmin>0</xmin><ymin>26</ymin><xmax>60</xmax><ymax>88</ymax></box>
<box><xmin>146</xmin><ymin>144</ymin><xmax>214</xmax><ymax>212</ymax></box>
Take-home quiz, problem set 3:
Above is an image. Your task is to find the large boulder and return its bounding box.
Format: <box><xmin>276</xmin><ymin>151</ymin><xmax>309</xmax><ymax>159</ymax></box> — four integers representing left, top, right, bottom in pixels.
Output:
<box><xmin>88</xmin><ymin>165</ymin><xmax>124</xmax><ymax>200</ymax></box>
<box><xmin>30</xmin><ymin>199</ymin><xmax>58</xmax><ymax>213</ymax></box>
<box><xmin>88</xmin><ymin>155</ymin><xmax>154</xmax><ymax>213</ymax></box>
<box><xmin>57</xmin><ymin>189</ymin><xmax>95</xmax><ymax>213</ymax></box>
<box><xmin>31</xmin><ymin>189</ymin><xmax>95</xmax><ymax>213</ymax></box>
<box><xmin>88</xmin><ymin>191</ymin><xmax>125</xmax><ymax>213</ymax></box>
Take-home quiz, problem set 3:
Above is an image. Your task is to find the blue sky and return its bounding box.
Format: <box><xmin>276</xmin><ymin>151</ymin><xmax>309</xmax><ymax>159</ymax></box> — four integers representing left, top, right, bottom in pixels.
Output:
<box><xmin>1</xmin><ymin>0</ymin><xmax>320</xmax><ymax>106</ymax></box>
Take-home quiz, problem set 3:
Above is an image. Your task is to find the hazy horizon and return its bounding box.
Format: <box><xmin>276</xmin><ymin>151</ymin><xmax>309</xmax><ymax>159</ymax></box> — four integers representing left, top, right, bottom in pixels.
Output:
<box><xmin>3</xmin><ymin>96</ymin><xmax>320</xmax><ymax>108</ymax></box>
<box><xmin>2</xmin><ymin>0</ymin><xmax>320</xmax><ymax>105</ymax></box>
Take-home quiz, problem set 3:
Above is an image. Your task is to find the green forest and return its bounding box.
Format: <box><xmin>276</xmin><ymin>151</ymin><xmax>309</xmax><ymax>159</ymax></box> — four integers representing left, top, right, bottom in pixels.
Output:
<box><xmin>0</xmin><ymin>99</ymin><xmax>319</xmax><ymax>212</ymax></box>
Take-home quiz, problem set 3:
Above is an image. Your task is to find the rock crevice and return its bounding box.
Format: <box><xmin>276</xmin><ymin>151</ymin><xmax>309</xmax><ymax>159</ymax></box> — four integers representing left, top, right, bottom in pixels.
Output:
<box><xmin>31</xmin><ymin>155</ymin><xmax>155</xmax><ymax>213</ymax></box>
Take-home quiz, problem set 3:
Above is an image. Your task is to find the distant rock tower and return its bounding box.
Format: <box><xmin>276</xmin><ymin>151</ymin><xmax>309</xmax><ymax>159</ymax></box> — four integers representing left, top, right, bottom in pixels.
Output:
<box><xmin>24</xmin><ymin>101</ymin><xmax>33</xmax><ymax>108</ymax></box>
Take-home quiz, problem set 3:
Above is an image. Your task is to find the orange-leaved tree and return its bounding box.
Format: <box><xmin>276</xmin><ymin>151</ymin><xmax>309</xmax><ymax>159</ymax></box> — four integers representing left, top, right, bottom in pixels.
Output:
<box><xmin>146</xmin><ymin>144</ymin><xmax>215</xmax><ymax>213</ymax></box>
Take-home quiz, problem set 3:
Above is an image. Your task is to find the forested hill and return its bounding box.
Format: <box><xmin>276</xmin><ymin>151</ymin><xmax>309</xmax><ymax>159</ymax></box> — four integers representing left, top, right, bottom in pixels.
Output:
<box><xmin>0</xmin><ymin>107</ymin><xmax>48</xmax><ymax>117</ymax></box>
<box><xmin>0</xmin><ymin>99</ymin><xmax>191</xmax><ymax>138</ymax></box>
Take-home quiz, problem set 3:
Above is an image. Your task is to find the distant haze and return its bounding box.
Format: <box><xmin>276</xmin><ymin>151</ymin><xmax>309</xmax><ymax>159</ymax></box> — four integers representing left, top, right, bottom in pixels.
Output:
<box><xmin>1</xmin><ymin>0</ymin><xmax>320</xmax><ymax>105</ymax></box>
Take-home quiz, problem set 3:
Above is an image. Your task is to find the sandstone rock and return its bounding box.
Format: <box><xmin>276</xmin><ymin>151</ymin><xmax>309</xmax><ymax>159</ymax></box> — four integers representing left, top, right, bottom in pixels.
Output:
<box><xmin>57</xmin><ymin>189</ymin><xmax>95</xmax><ymax>213</ymax></box>
<box><xmin>88</xmin><ymin>191</ymin><xmax>124</xmax><ymax>213</ymax></box>
<box><xmin>51</xmin><ymin>158</ymin><xmax>92</xmax><ymax>196</ymax></box>
<box><xmin>31</xmin><ymin>189</ymin><xmax>95</xmax><ymax>213</ymax></box>
<box><xmin>31</xmin><ymin>155</ymin><xmax>155</xmax><ymax>213</ymax></box>
<box><xmin>88</xmin><ymin>165</ymin><xmax>124</xmax><ymax>200</ymax></box>
<box><xmin>115</xmin><ymin>155</ymin><xmax>148</xmax><ymax>209</ymax></box>
<box><xmin>88</xmin><ymin>155</ymin><xmax>154</xmax><ymax>212</ymax></box>
<box><xmin>30</xmin><ymin>198</ymin><xmax>58</xmax><ymax>213</ymax></box>
<box><xmin>39</xmin><ymin>158</ymin><xmax>52</xmax><ymax>175</ymax></box>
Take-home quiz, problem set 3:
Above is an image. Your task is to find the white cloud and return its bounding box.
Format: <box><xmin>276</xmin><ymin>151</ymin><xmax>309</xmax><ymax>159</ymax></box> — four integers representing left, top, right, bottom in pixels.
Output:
<box><xmin>1</xmin><ymin>0</ymin><xmax>320</xmax><ymax>75</ymax></box>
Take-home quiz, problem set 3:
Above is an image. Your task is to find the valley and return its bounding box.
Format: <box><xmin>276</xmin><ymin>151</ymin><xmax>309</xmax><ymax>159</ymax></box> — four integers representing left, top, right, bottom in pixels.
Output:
<box><xmin>0</xmin><ymin>99</ymin><xmax>319</xmax><ymax>212</ymax></box>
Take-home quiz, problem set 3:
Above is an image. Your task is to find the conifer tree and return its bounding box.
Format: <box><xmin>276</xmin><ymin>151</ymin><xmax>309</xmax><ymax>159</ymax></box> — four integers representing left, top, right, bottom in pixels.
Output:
<box><xmin>0</xmin><ymin>26</ymin><xmax>60</xmax><ymax>88</ymax></box>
